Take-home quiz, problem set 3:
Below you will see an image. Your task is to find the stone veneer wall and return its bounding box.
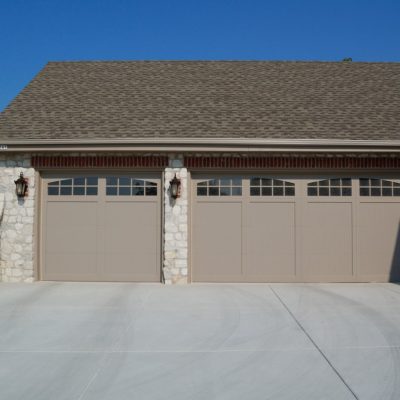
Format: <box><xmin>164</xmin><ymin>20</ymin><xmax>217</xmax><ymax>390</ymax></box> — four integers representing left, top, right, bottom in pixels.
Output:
<box><xmin>0</xmin><ymin>154</ymin><xmax>35</xmax><ymax>282</ymax></box>
<box><xmin>163</xmin><ymin>155</ymin><xmax>189</xmax><ymax>284</ymax></box>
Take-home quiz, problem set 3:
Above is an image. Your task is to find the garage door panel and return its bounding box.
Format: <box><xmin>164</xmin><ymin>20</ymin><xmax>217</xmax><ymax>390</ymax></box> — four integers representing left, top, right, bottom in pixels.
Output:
<box><xmin>44</xmin><ymin>253</ymin><xmax>97</xmax><ymax>278</ymax></box>
<box><xmin>104</xmin><ymin>202</ymin><xmax>158</xmax><ymax>253</ymax></box>
<box><xmin>193</xmin><ymin>202</ymin><xmax>242</xmax><ymax>280</ymax></box>
<box><xmin>246</xmin><ymin>202</ymin><xmax>296</xmax><ymax>277</ymax></box>
<box><xmin>358</xmin><ymin>202</ymin><xmax>400</xmax><ymax>279</ymax></box>
<box><xmin>302</xmin><ymin>202</ymin><xmax>353</xmax><ymax>278</ymax></box>
<box><xmin>46</xmin><ymin>226</ymin><xmax>97</xmax><ymax>254</ymax></box>
<box><xmin>104</xmin><ymin>253</ymin><xmax>158</xmax><ymax>279</ymax></box>
<box><xmin>46</xmin><ymin>202</ymin><xmax>98</xmax><ymax>227</ymax></box>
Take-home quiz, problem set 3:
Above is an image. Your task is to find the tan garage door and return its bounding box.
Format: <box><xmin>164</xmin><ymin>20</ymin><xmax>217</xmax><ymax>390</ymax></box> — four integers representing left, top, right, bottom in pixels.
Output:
<box><xmin>41</xmin><ymin>173</ymin><xmax>161</xmax><ymax>282</ymax></box>
<box><xmin>191</xmin><ymin>175</ymin><xmax>400</xmax><ymax>282</ymax></box>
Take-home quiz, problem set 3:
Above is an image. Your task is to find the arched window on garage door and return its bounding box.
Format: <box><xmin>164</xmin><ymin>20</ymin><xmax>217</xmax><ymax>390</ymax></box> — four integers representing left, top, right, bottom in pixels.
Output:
<box><xmin>359</xmin><ymin>179</ymin><xmax>400</xmax><ymax>197</ymax></box>
<box><xmin>47</xmin><ymin>177</ymin><xmax>98</xmax><ymax>196</ymax></box>
<box><xmin>307</xmin><ymin>178</ymin><xmax>352</xmax><ymax>196</ymax></box>
<box><xmin>196</xmin><ymin>178</ymin><xmax>242</xmax><ymax>196</ymax></box>
<box><xmin>250</xmin><ymin>178</ymin><xmax>295</xmax><ymax>196</ymax></box>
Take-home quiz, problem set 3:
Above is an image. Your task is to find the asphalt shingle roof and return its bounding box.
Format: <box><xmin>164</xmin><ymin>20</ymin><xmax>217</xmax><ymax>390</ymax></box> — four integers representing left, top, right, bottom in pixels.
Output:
<box><xmin>0</xmin><ymin>61</ymin><xmax>399</xmax><ymax>143</ymax></box>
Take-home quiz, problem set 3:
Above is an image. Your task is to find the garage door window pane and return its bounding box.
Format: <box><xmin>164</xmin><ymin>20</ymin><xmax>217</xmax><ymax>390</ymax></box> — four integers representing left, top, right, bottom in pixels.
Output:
<box><xmin>250</xmin><ymin>178</ymin><xmax>295</xmax><ymax>196</ymax></box>
<box><xmin>73</xmin><ymin>187</ymin><xmax>85</xmax><ymax>195</ymax></box>
<box><xmin>231</xmin><ymin>187</ymin><xmax>242</xmax><ymax>196</ymax></box>
<box><xmin>330</xmin><ymin>187</ymin><xmax>341</xmax><ymax>196</ymax></box>
<box><xmin>360</xmin><ymin>179</ymin><xmax>400</xmax><ymax>197</ymax></box>
<box><xmin>86</xmin><ymin>187</ymin><xmax>98</xmax><ymax>196</ymax></box>
<box><xmin>209</xmin><ymin>187</ymin><xmax>219</xmax><ymax>196</ymax></box>
<box><xmin>220</xmin><ymin>187</ymin><xmax>231</xmax><ymax>196</ymax></box>
<box><xmin>145</xmin><ymin>186</ymin><xmax>157</xmax><ymax>196</ymax></box>
<box><xmin>308</xmin><ymin>187</ymin><xmax>318</xmax><ymax>196</ymax></box>
<box><xmin>106</xmin><ymin>187</ymin><xmax>117</xmax><ymax>196</ymax></box>
<box><xmin>119</xmin><ymin>177</ymin><xmax>130</xmax><ymax>186</ymax></box>
<box><xmin>197</xmin><ymin>187</ymin><xmax>207</xmax><ymax>196</ymax></box>
<box><xmin>196</xmin><ymin>178</ymin><xmax>243</xmax><ymax>196</ymax></box>
<box><xmin>119</xmin><ymin>187</ymin><xmax>131</xmax><ymax>196</ymax></box>
<box><xmin>61</xmin><ymin>179</ymin><xmax>72</xmax><ymax>186</ymax></box>
<box><xmin>106</xmin><ymin>177</ymin><xmax>118</xmax><ymax>186</ymax></box>
<box><xmin>286</xmin><ymin>186</ymin><xmax>295</xmax><ymax>196</ymax></box>
<box><xmin>73</xmin><ymin>177</ymin><xmax>85</xmax><ymax>186</ymax></box>
<box><xmin>60</xmin><ymin>187</ymin><xmax>72</xmax><ymax>195</ymax></box>
<box><xmin>48</xmin><ymin>187</ymin><xmax>59</xmax><ymax>196</ymax></box>
<box><xmin>261</xmin><ymin>187</ymin><xmax>272</xmax><ymax>196</ymax></box>
<box><xmin>319</xmin><ymin>187</ymin><xmax>329</xmax><ymax>196</ymax></box>
<box><xmin>132</xmin><ymin>187</ymin><xmax>144</xmax><ymax>196</ymax></box>
<box><xmin>232</xmin><ymin>178</ymin><xmax>242</xmax><ymax>186</ymax></box>
<box><xmin>342</xmin><ymin>188</ymin><xmax>352</xmax><ymax>196</ymax></box>
<box><xmin>308</xmin><ymin>178</ymin><xmax>352</xmax><ymax>197</ymax></box>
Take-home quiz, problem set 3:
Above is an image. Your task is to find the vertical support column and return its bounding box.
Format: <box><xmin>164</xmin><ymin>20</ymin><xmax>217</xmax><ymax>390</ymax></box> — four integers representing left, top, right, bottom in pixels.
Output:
<box><xmin>163</xmin><ymin>155</ymin><xmax>188</xmax><ymax>284</ymax></box>
<box><xmin>0</xmin><ymin>155</ymin><xmax>35</xmax><ymax>282</ymax></box>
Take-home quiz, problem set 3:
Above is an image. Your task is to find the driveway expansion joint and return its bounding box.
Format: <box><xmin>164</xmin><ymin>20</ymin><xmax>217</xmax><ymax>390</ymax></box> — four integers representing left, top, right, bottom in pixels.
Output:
<box><xmin>269</xmin><ymin>285</ymin><xmax>360</xmax><ymax>400</ymax></box>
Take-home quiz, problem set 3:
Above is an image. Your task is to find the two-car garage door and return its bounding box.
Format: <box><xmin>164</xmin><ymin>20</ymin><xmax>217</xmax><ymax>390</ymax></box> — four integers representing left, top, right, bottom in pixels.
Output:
<box><xmin>191</xmin><ymin>175</ymin><xmax>400</xmax><ymax>282</ymax></box>
<box><xmin>41</xmin><ymin>173</ymin><xmax>161</xmax><ymax>282</ymax></box>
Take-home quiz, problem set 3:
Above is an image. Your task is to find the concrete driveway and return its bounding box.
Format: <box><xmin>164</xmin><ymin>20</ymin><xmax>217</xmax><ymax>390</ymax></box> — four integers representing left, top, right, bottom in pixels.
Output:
<box><xmin>1</xmin><ymin>283</ymin><xmax>400</xmax><ymax>399</ymax></box>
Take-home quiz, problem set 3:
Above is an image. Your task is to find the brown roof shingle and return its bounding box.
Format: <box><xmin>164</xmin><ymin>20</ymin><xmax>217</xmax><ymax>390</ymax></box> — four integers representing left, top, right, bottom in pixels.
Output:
<box><xmin>0</xmin><ymin>60</ymin><xmax>399</xmax><ymax>143</ymax></box>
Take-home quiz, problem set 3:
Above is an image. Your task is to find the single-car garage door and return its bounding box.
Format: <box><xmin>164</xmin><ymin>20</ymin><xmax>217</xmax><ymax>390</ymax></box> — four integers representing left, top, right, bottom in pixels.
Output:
<box><xmin>41</xmin><ymin>173</ymin><xmax>161</xmax><ymax>282</ymax></box>
<box><xmin>191</xmin><ymin>174</ymin><xmax>400</xmax><ymax>282</ymax></box>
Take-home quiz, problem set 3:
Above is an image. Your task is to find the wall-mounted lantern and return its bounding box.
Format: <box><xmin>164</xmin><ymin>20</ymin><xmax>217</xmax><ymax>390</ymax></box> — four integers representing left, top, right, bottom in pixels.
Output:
<box><xmin>169</xmin><ymin>174</ymin><xmax>181</xmax><ymax>199</ymax></box>
<box><xmin>14</xmin><ymin>172</ymin><xmax>28</xmax><ymax>198</ymax></box>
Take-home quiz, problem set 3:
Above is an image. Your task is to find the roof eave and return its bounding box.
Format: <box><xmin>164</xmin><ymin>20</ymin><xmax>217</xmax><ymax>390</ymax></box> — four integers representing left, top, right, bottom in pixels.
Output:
<box><xmin>1</xmin><ymin>137</ymin><xmax>400</xmax><ymax>152</ymax></box>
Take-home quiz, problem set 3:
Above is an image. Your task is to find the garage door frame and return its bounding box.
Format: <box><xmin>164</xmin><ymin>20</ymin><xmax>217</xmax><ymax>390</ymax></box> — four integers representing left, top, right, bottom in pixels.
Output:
<box><xmin>38</xmin><ymin>169</ymin><xmax>164</xmax><ymax>282</ymax></box>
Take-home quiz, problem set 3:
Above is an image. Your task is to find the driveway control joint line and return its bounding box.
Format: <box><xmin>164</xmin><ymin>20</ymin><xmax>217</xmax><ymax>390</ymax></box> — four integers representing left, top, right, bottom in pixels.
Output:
<box><xmin>269</xmin><ymin>285</ymin><xmax>359</xmax><ymax>400</ymax></box>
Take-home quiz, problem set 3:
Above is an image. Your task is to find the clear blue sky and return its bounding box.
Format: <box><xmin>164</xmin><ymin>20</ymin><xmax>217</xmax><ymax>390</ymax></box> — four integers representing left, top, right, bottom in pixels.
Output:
<box><xmin>1</xmin><ymin>0</ymin><xmax>399</xmax><ymax>111</ymax></box>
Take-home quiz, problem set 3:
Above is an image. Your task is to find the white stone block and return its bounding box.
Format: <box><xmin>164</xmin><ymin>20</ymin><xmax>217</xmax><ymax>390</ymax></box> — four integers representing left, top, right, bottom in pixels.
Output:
<box><xmin>176</xmin><ymin>241</ymin><xmax>186</xmax><ymax>248</ymax></box>
<box><xmin>164</xmin><ymin>233</ymin><xmax>174</xmax><ymax>241</ymax></box>
<box><xmin>165</xmin><ymin>251</ymin><xmax>176</xmax><ymax>260</ymax></box>
<box><xmin>10</xmin><ymin>253</ymin><xmax>21</xmax><ymax>261</ymax></box>
<box><xmin>164</xmin><ymin>241</ymin><xmax>176</xmax><ymax>251</ymax></box>
<box><xmin>5</xmin><ymin>192</ymin><xmax>14</xmax><ymax>201</ymax></box>
<box><xmin>12</xmin><ymin>269</ymin><xmax>22</xmax><ymax>277</ymax></box>
<box><xmin>24</xmin><ymin>200</ymin><xmax>34</xmax><ymax>208</ymax></box>
<box><xmin>172</xmin><ymin>205</ymin><xmax>181</xmax><ymax>215</ymax></box>
<box><xmin>24</xmin><ymin>168</ymin><xmax>35</xmax><ymax>177</ymax></box>
<box><xmin>175</xmin><ymin>232</ymin><xmax>182</xmax><ymax>240</ymax></box>
<box><xmin>6</xmin><ymin>230</ymin><xmax>17</xmax><ymax>240</ymax></box>
<box><xmin>179</xmin><ymin>215</ymin><xmax>187</xmax><ymax>224</ymax></box>
<box><xmin>179</xmin><ymin>224</ymin><xmax>188</xmax><ymax>232</ymax></box>
<box><xmin>175</xmin><ymin>259</ymin><xmax>187</xmax><ymax>267</ymax></box>
<box><xmin>177</xmin><ymin>248</ymin><xmax>188</xmax><ymax>258</ymax></box>
<box><xmin>164</xmin><ymin>223</ymin><xmax>178</xmax><ymax>233</ymax></box>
